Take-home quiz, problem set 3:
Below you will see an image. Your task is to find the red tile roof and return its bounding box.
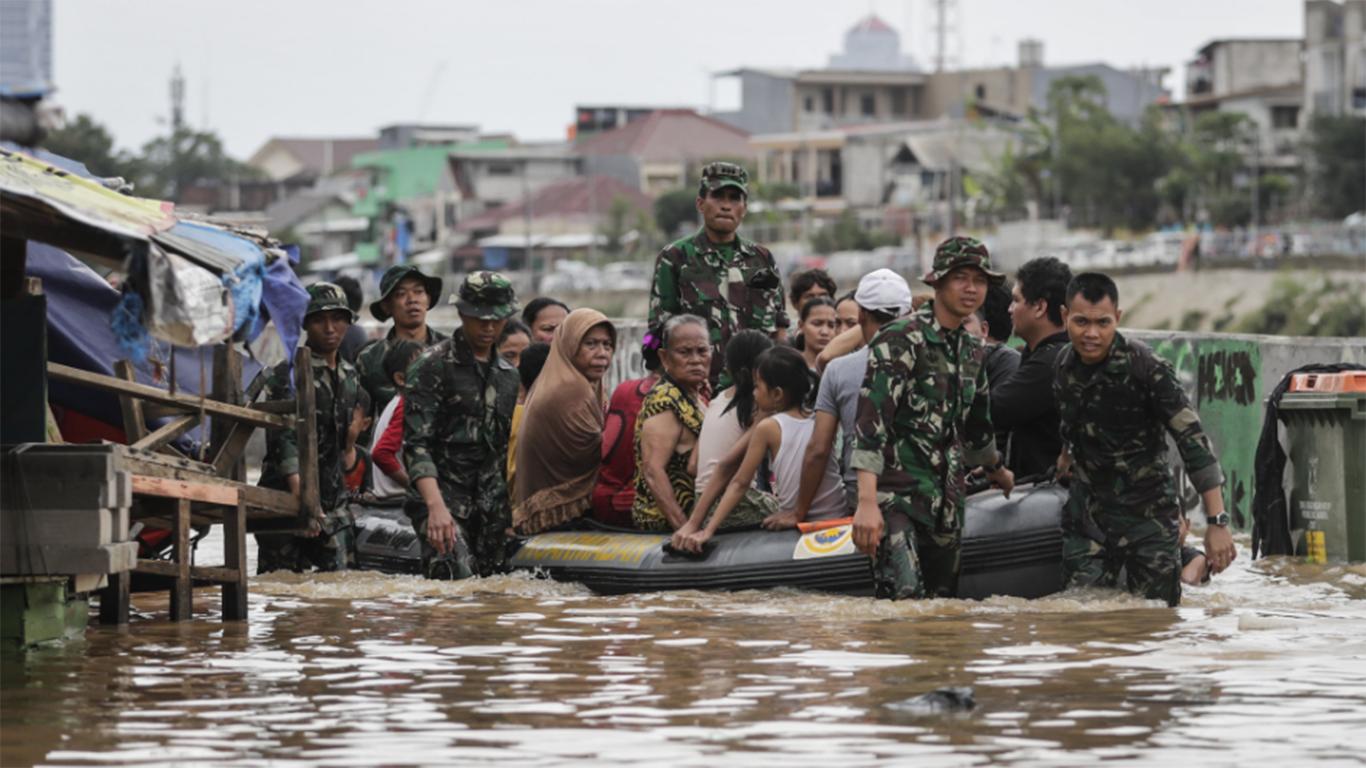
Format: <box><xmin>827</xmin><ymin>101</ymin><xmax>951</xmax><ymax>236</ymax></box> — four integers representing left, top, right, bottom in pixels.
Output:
<box><xmin>457</xmin><ymin>175</ymin><xmax>653</xmax><ymax>232</ymax></box>
<box><xmin>576</xmin><ymin>109</ymin><xmax>754</xmax><ymax>161</ymax></box>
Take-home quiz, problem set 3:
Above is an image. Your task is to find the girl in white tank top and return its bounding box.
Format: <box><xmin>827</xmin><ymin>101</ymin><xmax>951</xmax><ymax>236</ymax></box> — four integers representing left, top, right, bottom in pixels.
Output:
<box><xmin>673</xmin><ymin>347</ymin><xmax>848</xmax><ymax>555</ymax></box>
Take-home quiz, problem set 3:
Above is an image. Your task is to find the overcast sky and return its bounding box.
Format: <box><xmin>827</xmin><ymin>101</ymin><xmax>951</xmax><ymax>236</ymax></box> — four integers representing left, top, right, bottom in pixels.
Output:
<box><xmin>54</xmin><ymin>0</ymin><xmax>1300</xmax><ymax>158</ymax></box>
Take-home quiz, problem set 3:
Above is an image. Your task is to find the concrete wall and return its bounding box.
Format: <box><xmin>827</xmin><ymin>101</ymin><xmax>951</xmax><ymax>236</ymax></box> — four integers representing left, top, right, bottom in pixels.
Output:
<box><xmin>604</xmin><ymin>321</ymin><xmax>1364</xmax><ymax>530</ymax></box>
<box><xmin>1213</xmin><ymin>40</ymin><xmax>1302</xmax><ymax>97</ymax></box>
<box><xmin>712</xmin><ymin>71</ymin><xmax>795</xmax><ymax>136</ymax></box>
<box><xmin>1031</xmin><ymin>64</ymin><xmax>1167</xmax><ymax>126</ymax></box>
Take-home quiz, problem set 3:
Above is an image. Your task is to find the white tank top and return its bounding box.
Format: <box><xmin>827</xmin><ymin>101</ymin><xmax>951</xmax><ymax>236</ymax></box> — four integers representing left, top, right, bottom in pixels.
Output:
<box><xmin>771</xmin><ymin>412</ymin><xmax>849</xmax><ymax>522</ymax></box>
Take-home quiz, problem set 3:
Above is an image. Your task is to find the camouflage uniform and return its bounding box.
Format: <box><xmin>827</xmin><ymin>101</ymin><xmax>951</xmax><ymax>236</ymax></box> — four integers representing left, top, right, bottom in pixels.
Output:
<box><xmin>356</xmin><ymin>265</ymin><xmax>447</xmax><ymax>417</ymax></box>
<box><xmin>1054</xmin><ymin>332</ymin><xmax>1225</xmax><ymax>606</ymax></box>
<box><xmin>257</xmin><ymin>283</ymin><xmax>363</xmax><ymax>574</ymax></box>
<box><xmin>647</xmin><ymin>163</ymin><xmax>784</xmax><ymax>387</ymax></box>
<box><xmin>403</xmin><ymin>272</ymin><xmax>520</xmax><ymax>579</ymax></box>
<box><xmin>356</xmin><ymin>325</ymin><xmax>448</xmax><ymax>416</ymax></box>
<box><xmin>850</xmin><ymin>238</ymin><xmax>1004</xmax><ymax>600</ymax></box>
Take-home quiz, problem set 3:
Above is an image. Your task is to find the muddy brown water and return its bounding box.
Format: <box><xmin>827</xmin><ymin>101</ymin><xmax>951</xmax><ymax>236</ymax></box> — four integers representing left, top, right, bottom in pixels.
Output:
<box><xmin>3</xmin><ymin>533</ymin><xmax>1366</xmax><ymax>767</ymax></box>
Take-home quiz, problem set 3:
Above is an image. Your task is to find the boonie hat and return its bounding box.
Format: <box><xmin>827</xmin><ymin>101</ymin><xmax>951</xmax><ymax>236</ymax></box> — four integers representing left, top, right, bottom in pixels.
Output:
<box><xmin>370</xmin><ymin>264</ymin><xmax>444</xmax><ymax>322</ymax></box>
<box><xmin>854</xmin><ymin>269</ymin><xmax>914</xmax><ymax>317</ymax></box>
<box><xmin>923</xmin><ymin>236</ymin><xmax>1005</xmax><ymax>286</ymax></box>
<box><xmin>305</xmin><ymin>282</ymin><xmax>358</xmax><ymax>322</ymax></box>
<box><xmin>699</xmin><ymin>161</ymin><xmax>749</xmax><ymax>196</ymax></box>
<box><xmin>452</xmin><ymin>271</ymin><xmax>518</xmax><ymax>320</ymax></box>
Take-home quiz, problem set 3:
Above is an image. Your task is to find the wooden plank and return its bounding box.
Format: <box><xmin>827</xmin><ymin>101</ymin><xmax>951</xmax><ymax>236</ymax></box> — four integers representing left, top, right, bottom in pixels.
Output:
<box><xmin>135</xmin><ymin>559</ymin><xmax>241</xmax><ymax>584</ymax></box>
<box><xmin>211</xmin><ymin>422</ymin><xmax>255</xmax><ymax>478</ymax></box>
<box><xmin>98</xmin><ymin>571</ymin><xmax>130</xmax><ymax>626</ymax></box>
<box><xmin>238</xmin><ymin>485</ymin><xmax>302</xmax><ymax>516</ymax></box>
<box><xmin>131</xmin><ymin>415</ymin><xmax>198</xmax><ymax>451</ymax></box>
<box><xmin>132</xmin><ymin>474</ymin><xmax>238</xmax><ymax>506</ymax></box>
<box><xmin>222</xmin><ymin>498</ymin><xmax>248</xmax><ymax>621</ymax></box>
<box><xmin>250</xmin><ymin>401</ymin><xmax>296</xmax><ymax>415</ymax></box>
<box><xmin>294</xmin><ymin>347</ymin><xmax>321</xmax><ymax>527</ymax></box>
<box><xmin>170</xmin><ymin>499</ymin><xmax>192</xmax><ymax>621</ymax></box>
<box><xmin>113</xmin><ymin>361</ymin><xmax>148</xmax><ymax>443</ymax></box>
<box><xmin>47</xmin><ymin>362</ymin><xmax>290</xmax><ymax>430</ymax></box>
<box><xmin>210</xmin><ymin>345</ymin><xmax>244</xmax><ymax>481</ymax></box>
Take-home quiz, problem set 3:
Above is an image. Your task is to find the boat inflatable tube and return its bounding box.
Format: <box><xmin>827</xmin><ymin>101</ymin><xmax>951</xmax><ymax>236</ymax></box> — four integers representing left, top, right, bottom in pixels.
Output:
<box><xmin>353</xmin><ymin>483</ymin><xmax>1067</xmax><ymax>599</ymax></box>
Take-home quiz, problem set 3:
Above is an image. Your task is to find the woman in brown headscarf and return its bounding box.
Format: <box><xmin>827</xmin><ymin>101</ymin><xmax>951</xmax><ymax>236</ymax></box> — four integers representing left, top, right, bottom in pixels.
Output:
<box><xmin>512</xmin><ymin>308</ymin><xmax>617</xmax><ymax>535</ymax></box>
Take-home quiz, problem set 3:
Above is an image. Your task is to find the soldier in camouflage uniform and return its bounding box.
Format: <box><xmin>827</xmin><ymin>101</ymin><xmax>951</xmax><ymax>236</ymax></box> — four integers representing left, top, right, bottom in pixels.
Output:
<box><xmin>1054</xmin><ymin>272</ymin><xmax>1235</xmax><ymax>606</ymax></box>
<box><xmin>648</xmin><ymin>162</ymin><xmax>786</xmax><ymax>388</ymax></box>
<box><xmin>356</xmin><ymin>265</ymin><xmax>447</xmax><ymax>418</ymax></box>
<box><xmin>403</xmin><ymin>271</ymin><xmax>521</xmax><ymax>579</ymax></box>
<box><xmin>850</xmin><ymin>238</ymin><xmax>1016</xmax><ymax>600</ymax></box>
<box><xmin>257</xmin><ymin>282</ymin><xmax>366</xmax><ymax>573</ymax></box>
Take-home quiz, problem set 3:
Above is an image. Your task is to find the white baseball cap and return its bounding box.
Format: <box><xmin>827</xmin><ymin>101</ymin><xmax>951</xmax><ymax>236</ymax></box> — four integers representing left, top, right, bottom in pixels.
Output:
<box><xmin>854</xmin><ymin>269</ymin><xmax>914</xmax><ymax>316</ymax></box>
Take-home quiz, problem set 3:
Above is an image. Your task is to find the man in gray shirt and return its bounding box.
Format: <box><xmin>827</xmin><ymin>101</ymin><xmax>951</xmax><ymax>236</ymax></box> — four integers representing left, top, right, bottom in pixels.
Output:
<box><xmin>766</xmin><ymin>269</ymin><xmax>913</xmax><ymax>529</ymax></box>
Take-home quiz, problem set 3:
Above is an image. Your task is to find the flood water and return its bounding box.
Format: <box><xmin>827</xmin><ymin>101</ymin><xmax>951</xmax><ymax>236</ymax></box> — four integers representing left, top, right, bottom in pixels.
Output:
<box><xmin>4</xmin><ymin>533</ymin><xmax>1366</xmax><ymax>767</ymax></box>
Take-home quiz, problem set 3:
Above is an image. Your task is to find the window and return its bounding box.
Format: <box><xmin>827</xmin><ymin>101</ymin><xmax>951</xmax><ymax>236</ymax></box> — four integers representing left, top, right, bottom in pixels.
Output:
<box><xmin>974</xmin><ymin>84</ymin><xmax>986</xmax><ymax>100</ymax></box>
<box><xmin>860</xmin><ymin>93</ymin><xmax>876</xmax><ymax>116</ymax></box>
<box><xmin>487</xmin><ymin>162</ymin><xmax>516</xmax><ymax>176</ymax></box>
<box><xmin>891</xmin><ymin>88</ymin><xmax>907</xmax><ymax>116</ymax></box>
<box><xmin>1271</xmin><ymin>105</ymin><xmax>1299</xmax><ymax>129</ymax></box>
<box><xmin>822</xmin><ymin>87</ymin><xmax>835</xmax><ymax>114</ymax></box>
<box><xmin>804</xmin><ymin>95</ymin><xmax>815</xmax><ymax>112</ymax></box>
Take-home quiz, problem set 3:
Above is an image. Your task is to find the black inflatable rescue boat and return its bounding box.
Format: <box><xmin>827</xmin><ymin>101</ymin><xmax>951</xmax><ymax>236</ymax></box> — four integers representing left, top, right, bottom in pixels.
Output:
<box><xmin>352</xmin><ymin>483</ymin><xmax>1067</xmax><ymax>599</ymax></box>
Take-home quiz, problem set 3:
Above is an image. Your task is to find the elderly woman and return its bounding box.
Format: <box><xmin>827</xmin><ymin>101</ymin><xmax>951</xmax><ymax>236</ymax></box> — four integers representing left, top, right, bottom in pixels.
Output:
<box><xmin>631</xmin><ymin>315</ymin><xmax>711</xmax><ymax>532</ymax></box>
<box><xmin>512</xmin><ymin>308</ymin><xmax>617</xmax><ymax>535</ymax></box>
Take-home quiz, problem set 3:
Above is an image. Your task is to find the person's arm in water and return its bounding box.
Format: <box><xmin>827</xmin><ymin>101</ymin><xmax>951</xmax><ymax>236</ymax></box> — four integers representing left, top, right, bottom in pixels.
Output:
<box><xmin>766</xmin><ymin>410</ymin><xmax>839</xmax><ymax>530</ymax></box>
<box><xmin>852</xmin><ymin>469</ymin><xmax>884</xmax><ymax>555</ymax></box>
<box><xmin>403</xmin><ymin>354</ymin><xmax>456</xmax><ymax>554</ymax></box>
<box><xmin>676</xmin><ymin>418</ymin><xmax>780</xmax><ymax>553</ymax></box>
<box><xmin>639</xmin><ymin>411</ymin><xmax>690</xmax><ymax>530</ymax></box>
<box><xmin>815</xmin><ymin>325</ymin><xmax>864</xmax><ymax>372</ymax></box>
<box><xmin>1148</xmin><ymin>353</ymin><xmax>1236</xmax><ymax>573</ymax></box>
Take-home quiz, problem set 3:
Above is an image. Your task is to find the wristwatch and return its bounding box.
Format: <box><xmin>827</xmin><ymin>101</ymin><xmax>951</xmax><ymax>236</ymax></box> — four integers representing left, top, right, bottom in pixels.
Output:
<box><xmin>1206</xmin><ymin>512</ymin><xmax>1230</xmax><ymax>527</ymax></box>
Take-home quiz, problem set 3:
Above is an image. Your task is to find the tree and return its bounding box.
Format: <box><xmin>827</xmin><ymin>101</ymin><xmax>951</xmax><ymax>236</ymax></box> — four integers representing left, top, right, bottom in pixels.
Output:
<box><xmin>134</xmin><ymin>125</ymin><xmax>259</xmax><ymax>200</ymax></box>
<box><xmin>654</xmin><ymin>188</ymin><xmax>698</xmax><ymax>239</ymax></box>
<box><xmin>1306</xmin><ymin>114</ymin><xmax>1366</xmax><ymax>218</ymax></box>
<box><xmin>41</xmin><ymin>113</ymin><xmax>142</xmax><ymax>182</ymax></box>
<box><xmin>598</xmin><ymin>195</ymin><xmax>634</xmax><ymax>257</ymax></box>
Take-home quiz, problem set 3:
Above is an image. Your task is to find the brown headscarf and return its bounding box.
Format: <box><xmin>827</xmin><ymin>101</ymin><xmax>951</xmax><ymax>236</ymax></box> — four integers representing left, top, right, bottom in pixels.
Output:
<box><xmin>512</xmin><ymin>308</ymin><xmax>616</xmax><ymax>534</ymax></box>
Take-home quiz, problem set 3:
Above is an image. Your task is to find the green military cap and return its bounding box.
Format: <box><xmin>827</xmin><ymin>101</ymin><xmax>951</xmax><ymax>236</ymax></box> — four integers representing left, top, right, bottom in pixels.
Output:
<box><xmin>699</xmin><ymin>161</ymin><xmax>749</xmax><ymax>196</ymax></box>
<box><xmin>305</xmin><ymin>282</ymin><xmax>358</xmax><ymax>322</ymax></box>
<box><xmin>923</xmin><ymin>236</ymin><xmax>1005</xmax><ymax>286</ymax></box>
<box><xmin>451</xmin><ymin>271</ymin><xmax>518</xmax><ymax>320</ymax></box>
<box><xmin>370</xmin><ymin>264</ymin><xmax>444</xmax><ymax>322</ymax></box>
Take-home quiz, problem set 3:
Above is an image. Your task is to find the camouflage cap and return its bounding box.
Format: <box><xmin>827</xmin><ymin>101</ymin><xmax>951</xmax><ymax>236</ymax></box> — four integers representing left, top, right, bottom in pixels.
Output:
<box><xmin>305</xmin><ymin>282</ymin><xmax>358</xmax><ymax>322</ymax></box>
<box><xmin>922</xmin><ymin>236</ymin><xmax>1005</xmax><ymax>286</ymax></box>
<box><xmin>699</xmin><ymin>161</ymin><xmax>749</xmax><ymax>196</ymax></box>
<box><xmin>370</xmin><ymin>264</ymin><xmax>444</xmax><ymax>322</ymax></box>
<box><xmin>452</xmin><ymin>271</ymin><xmax>518</xmax><ymax>320</ymax></box>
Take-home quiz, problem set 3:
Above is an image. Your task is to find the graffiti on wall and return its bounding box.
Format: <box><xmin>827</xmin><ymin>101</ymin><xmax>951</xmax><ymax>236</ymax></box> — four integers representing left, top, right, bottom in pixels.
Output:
<box><xmin>1146</xmin><ymin>335</ymin><xmax>1263</xmax><ymax>530</ymax></box>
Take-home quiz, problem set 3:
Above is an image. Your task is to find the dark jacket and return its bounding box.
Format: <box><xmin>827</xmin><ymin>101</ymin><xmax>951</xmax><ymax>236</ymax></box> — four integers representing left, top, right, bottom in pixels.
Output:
<box><xmin>990</xmin><ymin>331</ymin><xmax>1068</xmax><ymax>478</ymax></box>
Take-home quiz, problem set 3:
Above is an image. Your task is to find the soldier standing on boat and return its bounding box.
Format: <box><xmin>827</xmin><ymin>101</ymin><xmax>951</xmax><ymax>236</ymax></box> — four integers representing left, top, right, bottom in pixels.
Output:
<box><xmin>850</xmin><ymin>237</ymin><xmax>1015</xmax><ymax>599</ymax></box>
<box><xmin>257</xmin><ymin>282</ymin><xmax>367</xmax><ymax>573</ymax></box>
<box><xmin>648</xmin><ymin>161</ymin><xmax>785</xmax><ymax>389</ymax></box>
<box><xmin>1054</xmin><ymin>272</ymin><xmax>1235</xmax><ymax>606</ymax></box>
<box><xmin>403</xmin><ymin>272</ymin><xmax>521</xmax><ymax>579</ymax></box>
<box><xmin>356</xmin><ymin>265</ymin><xmax>448</xmax><ymax>418</ymax></box>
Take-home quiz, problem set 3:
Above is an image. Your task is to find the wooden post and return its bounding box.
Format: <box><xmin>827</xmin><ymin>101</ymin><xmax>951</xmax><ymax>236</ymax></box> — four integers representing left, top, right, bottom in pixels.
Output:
<box><xmin>170</xmin><ymin>499</ymin><xmax>193</xmax><ymax>621</ymax></box>
<box><xmin>210</xmin><ymin>345</ymin><xmax>245</xmax><ymax>482</ymax></box>
<box><xmin>98</xmin><ymin>572</ymin><xmax>130</xmax><ymax>625</ymax></box>
<box><xmin>294</xmin><ymin>347</ymin><xmax>320</xmax><ymax>529</ymax></box>
<box><xmin>113</xmin><ymin>360</ymin><xmax>148</xmax><ymax>444</ymax></box>
<box><xmin>222</xmin><ymin>495</ymin><xmax>248</xmax><ymax>621</ymax></box>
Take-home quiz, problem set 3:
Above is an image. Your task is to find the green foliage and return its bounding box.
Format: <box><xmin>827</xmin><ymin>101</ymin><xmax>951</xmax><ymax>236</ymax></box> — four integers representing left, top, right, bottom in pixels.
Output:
<box><xmin>751</xmin><ymin>180</ymin><xmax>801</xmax><ymax>202</ymax></box>
<box><xmin>810</xmin><ymin>209</ymin><xmax>899</xmax><ymax>254</ymax></box>
<box><xmin>1236</xmin><ymin>275</ymin><xmax>1366</xmax><ymax>337</ymax></box>
<box><xmin>1307</xmin><ymin>114</ymin><xmax>1366</xmax><ymax>218</ymax></box>
<box><xmin>135</xmin><ymin>126</ymin><xmax>259</xmax><ymax>200</ymax></box>
<box><xmin>653</xmin><ymin>188</ymin><xmax>698</xmax><ymax>240</ymax></box>
<box><xmin>598</xmin><ymin>195</ymin><xmax>634</xmax><ymax>256</ymax></box>
<box><xmin>41</xmin><ymin>113</ymin><xmax>143</xmax><ymax>182</ymax></box>
<box><xmin>1179</xmin><ymin>309</ymin><xmax>1207</xmax><ymax>331</ymax></box>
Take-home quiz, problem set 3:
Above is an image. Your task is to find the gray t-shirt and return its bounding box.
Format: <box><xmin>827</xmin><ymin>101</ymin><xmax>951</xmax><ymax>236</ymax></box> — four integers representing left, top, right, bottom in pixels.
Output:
<box><xmin>815</xmin><ymin>347</ymin><xmax>870</xmax><ymax>493</ymax></box>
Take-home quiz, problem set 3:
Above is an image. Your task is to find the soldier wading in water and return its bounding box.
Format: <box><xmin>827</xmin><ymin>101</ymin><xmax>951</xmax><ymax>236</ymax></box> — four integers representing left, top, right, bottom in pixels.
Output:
<box><xmin>851</xmin><ymin>237</ymin><xmax>1015</xmax><ymax>600</ymax></box>
<box><xmin>403</xmin><ymin>272</ymin><xmax>521</xmax><ymax>579</ymax></box>
<box><xmin>1055</xmin><ymin>272</ymin><xmax>1236</xmax><ymax>605</ymax></box>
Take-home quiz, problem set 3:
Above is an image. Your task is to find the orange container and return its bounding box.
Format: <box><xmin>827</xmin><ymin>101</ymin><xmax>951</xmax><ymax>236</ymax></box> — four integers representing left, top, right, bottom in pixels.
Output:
<box><xmin>1288</xmin><ymin>371</ymin><xmax>1366</xmax><ymax>394</ymax></box>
